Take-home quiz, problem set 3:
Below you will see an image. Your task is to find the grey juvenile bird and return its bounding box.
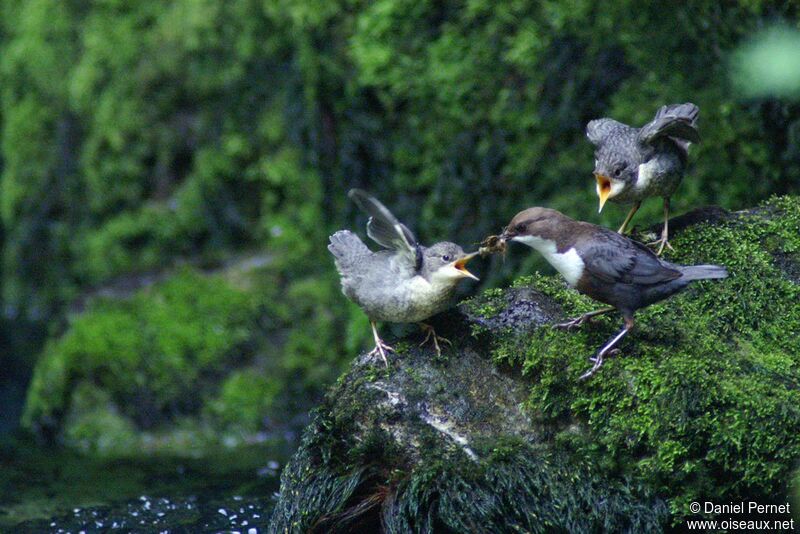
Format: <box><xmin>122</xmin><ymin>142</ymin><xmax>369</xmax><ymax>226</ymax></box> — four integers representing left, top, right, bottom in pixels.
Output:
<box><xmin>501</xmin><ymin>207</ymin><xmax>727</xmax><ymax>379</ymax></box>
<box><xmin>587</xmin><ymin>103</ymin><xmax>700</xmax><ymax>255</ymax></box>
<box><xmin>329</xmin><ymin>189</ymin><xmax>479</xmax><ymax>366</ymax></box>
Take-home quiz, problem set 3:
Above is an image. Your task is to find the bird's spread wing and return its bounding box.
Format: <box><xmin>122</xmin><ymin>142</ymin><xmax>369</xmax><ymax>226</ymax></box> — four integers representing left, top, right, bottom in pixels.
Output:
<box><xmin>586</xmin><ymin>118</ymin><xmax>627</xmax><ymax>146</ymax></box>
<box><xmin>637</xmin><ymin>103</ymin><xmax>700</xmax><ymax>146</ymax></box>
<box><xmin>577</xmin><ymin>228</ymin><xmax>682</xmax><ymax>286</ymax></box>
<box><xmin>348</xmin><ymin>189</ymin><xmax>422</xmax><ymax>270</ymax></box>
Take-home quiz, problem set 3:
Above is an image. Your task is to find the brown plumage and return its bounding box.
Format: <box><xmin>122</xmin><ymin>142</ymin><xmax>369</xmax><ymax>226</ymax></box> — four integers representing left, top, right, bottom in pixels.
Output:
<box><xmin>501</xmin><ymin>207</ymin><xmax>727</xmax><ymax>379</ymax></box>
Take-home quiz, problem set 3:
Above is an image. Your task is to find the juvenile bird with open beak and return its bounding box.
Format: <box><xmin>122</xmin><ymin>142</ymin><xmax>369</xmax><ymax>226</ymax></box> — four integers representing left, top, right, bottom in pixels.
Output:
<box><xmin>329</xmin><ymin>189</ymin><xmax>479</xmax><ymax>366</ymax></box>
<box><xmin>500</xmin><ymin>207</ymin><xmax>727</xmax><ymax>379</ymax></box>
<box><xmin>588</xmin><ymin>103</ymin><xmax>700</xmax><ymax>255</ymax></box>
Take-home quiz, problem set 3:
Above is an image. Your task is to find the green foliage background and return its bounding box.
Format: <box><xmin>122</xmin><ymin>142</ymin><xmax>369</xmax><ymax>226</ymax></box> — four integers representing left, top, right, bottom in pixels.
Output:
<box><xmin>0</xmin><ymin>1</ymin><xmax>799</xmax><ymax>442</ymax></box>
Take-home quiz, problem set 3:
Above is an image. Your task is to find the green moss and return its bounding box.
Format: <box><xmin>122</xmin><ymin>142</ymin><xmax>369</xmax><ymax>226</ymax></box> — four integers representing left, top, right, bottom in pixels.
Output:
<box><xmin>21</xmin><ymin>268</ymin><xmax>269</xmax><ymax>452</ymax></box>
<box><xmin>271</xmin><ymin>318</ymin><xmax>671</xmax><ymax>531</ymax></box>
<box><xmin>487</xmin><ymin>196</ymin><xmax>800</xmax><ymax>520</ymax></box>
<box><xmin>62</xmin><ymin>382</ymin><xmax>139</xmax><ymax>454</ymax></box>
<box><xmin>461</xmin><ymin>287</ymin><xmax>505</xmax><ymax>319</ymax></box>
<box><xmin>387</xmin><ymin>446</ymin><xmax>667</xmax><ymax>533</ymax></box>
<box><xmin>205</xmin><ymin>369</ymin><xmax>280</xmax><ymax>433</ymax></box>
<box><xmin>273</xmin><ymin>397</ymin><xmax>668</xmax><ymax>532</ymax></box>
<box><xmin>72</xmin><ymin>204</ymin><xmax>200</xmax><ymax>285</ymax></box>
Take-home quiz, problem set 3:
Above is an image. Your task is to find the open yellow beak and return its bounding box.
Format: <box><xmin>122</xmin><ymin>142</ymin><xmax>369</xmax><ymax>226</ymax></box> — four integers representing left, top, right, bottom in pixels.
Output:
<box><xmin>453</xmin><ymin>252</ymin><xmax>480</xmax><ymax>281</ymax></box>
<box><xmin>596</xmin><ymin>174</ymin><xmax>612</xmax><ymax>212</ymax></box>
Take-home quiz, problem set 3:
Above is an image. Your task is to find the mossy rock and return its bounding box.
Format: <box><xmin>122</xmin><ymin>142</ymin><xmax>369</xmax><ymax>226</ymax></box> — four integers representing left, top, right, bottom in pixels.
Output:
<box><xmin>21</xmin><ymin>268</ymin><xmax>281</xmax><ymax>455</ymax></box>
<box><xmin>270</xmin><ymin>196</ymin><xmax>800</xmax><ymax>532</ymax></box>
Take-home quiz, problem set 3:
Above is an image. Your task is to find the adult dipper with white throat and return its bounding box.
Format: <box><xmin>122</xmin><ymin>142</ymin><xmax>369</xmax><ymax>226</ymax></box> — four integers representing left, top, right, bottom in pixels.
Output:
<box><xmin>500</xmin><ymin>207</ymin><xmax>727</xmax><ymax>379</ymax></box>
<box><xmin>587</xmin><ymin>103</ymin><xmax>700</xmax><ymax>254</ymax></box>
<box><xmin>329</xmin><ymin>189</ymin><xmax>479</xmax><ymax>366</ymax></box>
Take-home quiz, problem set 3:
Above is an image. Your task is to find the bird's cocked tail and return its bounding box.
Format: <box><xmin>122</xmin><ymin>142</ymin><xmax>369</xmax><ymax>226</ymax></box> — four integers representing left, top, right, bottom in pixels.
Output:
<box><xmin>680</xmin><ymin>264</ymin><xmax>728</xmax><ymax>281</ymax></box>
<box><xmin>328</xmin><ymin>230</ymin><xmax>370</xmax><ymax>272</ymax></box>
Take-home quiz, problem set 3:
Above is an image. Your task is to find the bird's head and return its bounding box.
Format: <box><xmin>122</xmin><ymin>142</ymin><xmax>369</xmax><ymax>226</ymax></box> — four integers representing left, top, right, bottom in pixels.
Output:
<box><xmin>586</xmin><ymin>118</ymin><xmax>639</xmax><ymax>212</ymax></box>
<box><xmin>593</xmin><ymin>154</ymin><xmax>635</xmax><ymax>212</ymax></box>
<box><xmin>500</xmin><ymin>207</ymin><xmax>566</xmax><ymax>248</ymax></box>
<box><xmin>423</xmin><ymin>242</ymin><xmax>479</xmax><ymax>283</ymax></box>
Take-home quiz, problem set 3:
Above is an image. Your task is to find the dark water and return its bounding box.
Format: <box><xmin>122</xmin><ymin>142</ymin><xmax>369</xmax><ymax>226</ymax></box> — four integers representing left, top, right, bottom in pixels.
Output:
<box><xmin>0</xmin><ymin>436</ymin><xmax>289</xmax><ymax>532</ymax></box>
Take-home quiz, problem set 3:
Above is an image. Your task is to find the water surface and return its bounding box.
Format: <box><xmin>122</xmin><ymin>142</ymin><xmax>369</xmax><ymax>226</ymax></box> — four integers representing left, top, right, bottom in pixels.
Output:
<box><xmin>0</xmin><ymin>436</ymin><xmax>289</xmax><ymax>532</ymax></box>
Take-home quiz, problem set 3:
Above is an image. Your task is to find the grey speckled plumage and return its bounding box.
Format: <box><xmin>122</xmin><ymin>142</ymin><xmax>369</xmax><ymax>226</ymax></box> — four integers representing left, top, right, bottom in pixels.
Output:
<box><xmin>329</xmin><ymin>189</ymin><xmax>479</xmax><ymax>365</ymax></box>
<box><xmin>329</xmin><ymin>230</ymin><xmax>467</xmax><ymax>323</ymax></box>
<box><xmin>587</xmin><ymin>103</ymin><xmax>700</xmax><ymax>254</ymax></box>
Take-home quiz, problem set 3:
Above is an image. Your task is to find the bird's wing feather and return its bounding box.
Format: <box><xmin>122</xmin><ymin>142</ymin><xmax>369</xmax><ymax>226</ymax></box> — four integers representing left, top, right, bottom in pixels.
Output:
<box><xmin>586</xmin><ymin>118</ymin><xmax>627</xmax><ymax>146</ymax></box>
<box><xmin>348</xmin><ymin>189</ymin><xmax>421</xmax><ymax>270</ymax></box>
<box><xmin>577</xmin><ymin>228</ymin><xmax>682</xmax><ymax>285</ymax></box>
<box><xmin>637</xmin><ymin>103</ymin><xmax>700</xmax><ymax>146</ymax></box>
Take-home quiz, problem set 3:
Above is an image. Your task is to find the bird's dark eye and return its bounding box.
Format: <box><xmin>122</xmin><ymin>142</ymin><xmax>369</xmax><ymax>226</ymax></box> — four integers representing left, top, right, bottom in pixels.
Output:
<box><xmin>613</xmin><ymin>166</ymin><xmax>623</xmax><ymax>177</ymax></box>
<box><xmin>442</xmin><ymin>255</ymin><xmax>451</xmax><ymax>262</ymax></box>
<box><xmin>516</xmin><ymin>223</ymin><xmax>526</xmax><ymax>232</ymax></box>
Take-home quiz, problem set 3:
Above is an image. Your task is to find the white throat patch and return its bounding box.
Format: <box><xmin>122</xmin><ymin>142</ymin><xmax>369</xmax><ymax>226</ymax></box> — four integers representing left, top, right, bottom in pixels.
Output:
<box><xmin>636</xmin><ymin>159</ymin><xmax>660</xmax><ymax>192</ymax></box>
<box><xmin>512</xmin><ymin>235</ymin><xmax>585</xmax><ymax>287</ymax></box>
<box><xmin>609</xmin><ymin>179</ymin><xmax>626</xmax><ymax>198</ymax></box>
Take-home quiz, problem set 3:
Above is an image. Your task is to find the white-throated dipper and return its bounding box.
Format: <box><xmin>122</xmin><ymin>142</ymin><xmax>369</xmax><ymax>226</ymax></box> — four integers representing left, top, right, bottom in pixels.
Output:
<box><xmin>501</xmin><ymin>207</ymin><xmax>727</xmax><ymax>379</ymax></box>
<box><xmin>329</xmin><ymin>189</ymin><xmax>479</xmax><ymax>366</ymax></box>
<box><xmin>587</xmin><ymin>103</ymin><xmax>700</xmax><ymax>254</ymax></box>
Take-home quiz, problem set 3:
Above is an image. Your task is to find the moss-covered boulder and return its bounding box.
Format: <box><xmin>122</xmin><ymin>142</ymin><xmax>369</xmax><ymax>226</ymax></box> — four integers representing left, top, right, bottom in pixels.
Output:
<box><xmin>270</xmin><ymin>196</ymin><xmax>800</xmax><ymax>531</ymax></box>
<box><xmin>21</xmin><ymin>267</ymin><xmax>287</xmax><ymax>455</ymax></box>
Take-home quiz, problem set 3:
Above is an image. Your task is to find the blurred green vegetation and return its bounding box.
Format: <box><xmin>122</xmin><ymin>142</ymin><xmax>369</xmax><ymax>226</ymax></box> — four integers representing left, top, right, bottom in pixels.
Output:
<box><xmin>0</xmin><ymin>1</ymin><xmax>799</xmax><ymax>443</ymax></box>
<box><xmin>23</xmin><ymin>270</ymin><xmax>257</xmax><ymax>448</ymax></box>
<box><xmin>20</xmin><ymin>264</ymin><xmax>355</xmax><ymax>453</ymax></box>
<box><xmin>731</xmin><ymin>25</ymin><xmax>800</xmax><ymax>98</ymax></box>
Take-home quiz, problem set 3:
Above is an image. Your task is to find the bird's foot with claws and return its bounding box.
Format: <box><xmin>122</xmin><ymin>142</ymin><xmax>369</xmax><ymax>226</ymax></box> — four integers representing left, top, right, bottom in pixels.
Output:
<box><xmin>368</xmin><ymin>340</ymin><xmax>395</xmax><ymax>368</ymax></box>
<box><xmin>553</xmin><ymin>316</ymin><xmax>590</xmax><ymax>330</ymax></box>
<box><xmin>580</xmin><ymin>349</ymin><xmax>620</xmax><ymax>380</ymax></box>
<box><xmin>419</xmin><ymin>323</ymin><xmax>452</xmax><ymax>357</ymax></box>
<box><xmin>647</xmin><ymin>235</ymin><xmax>674</xmax><ymax>256</ymax></box>
<box><xmin>553</xmin><ymin>307</ymin><xmax>615</xmax><ymax>330</ymax></box>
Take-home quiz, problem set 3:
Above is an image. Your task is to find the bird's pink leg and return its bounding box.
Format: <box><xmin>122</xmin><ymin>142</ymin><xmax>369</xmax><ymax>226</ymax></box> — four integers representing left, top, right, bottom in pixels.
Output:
<box><xmin>617</xmin><ymin>201</ymin><xmax>641</xmax><ymax>234</ymax></box>
<box><xmin>367</xmin><ymin>320</ymin><xmax>394</xmax><ymax>367</ymax></box>
<box><xmin>419</xmin><ymin>323</ymin><xmax>451</xmax><ymax>357</ymax></box>
<box><xmin>553</xmin><ymin>307</ymin><xmax>616</xmax><ymax>330</ymax></box>
<box><xmin>579</xmin><ymin>316</ymin><xmax>634</xmax><ymax>380</ymax></box>
<box><xmin>647</xmin><ymin>198</ymin><xmax>675</xmax><ymax>255</ymax></box>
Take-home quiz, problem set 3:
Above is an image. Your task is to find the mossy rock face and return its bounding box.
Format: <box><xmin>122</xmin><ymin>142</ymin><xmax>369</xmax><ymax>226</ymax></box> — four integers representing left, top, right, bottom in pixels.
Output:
<box><xmin>21</xmin><ymin>268</ymin><xmax>281</xmax><ymax>455</ymax></box>
<box><xmin>270</xmin><ymin>196</ymin><xmax>800</xmax><ymax>532</ymax></box>
<box><xmin>269</xmin><ymin>336</ymin><xmax>668</xmax><ymax>532</ymax></box>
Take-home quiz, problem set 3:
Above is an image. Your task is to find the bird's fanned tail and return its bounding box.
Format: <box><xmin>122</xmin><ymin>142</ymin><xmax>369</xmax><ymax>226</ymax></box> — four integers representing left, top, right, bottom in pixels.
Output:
<box><xmin>328</xmin><ymin>230</ymin><xmax>370</xmax><ymax>273</ymax></box>
<box><xmin>680</xmin><ymin>264</ymin><xmax>728</xmax><ymax>281</ymax></box>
